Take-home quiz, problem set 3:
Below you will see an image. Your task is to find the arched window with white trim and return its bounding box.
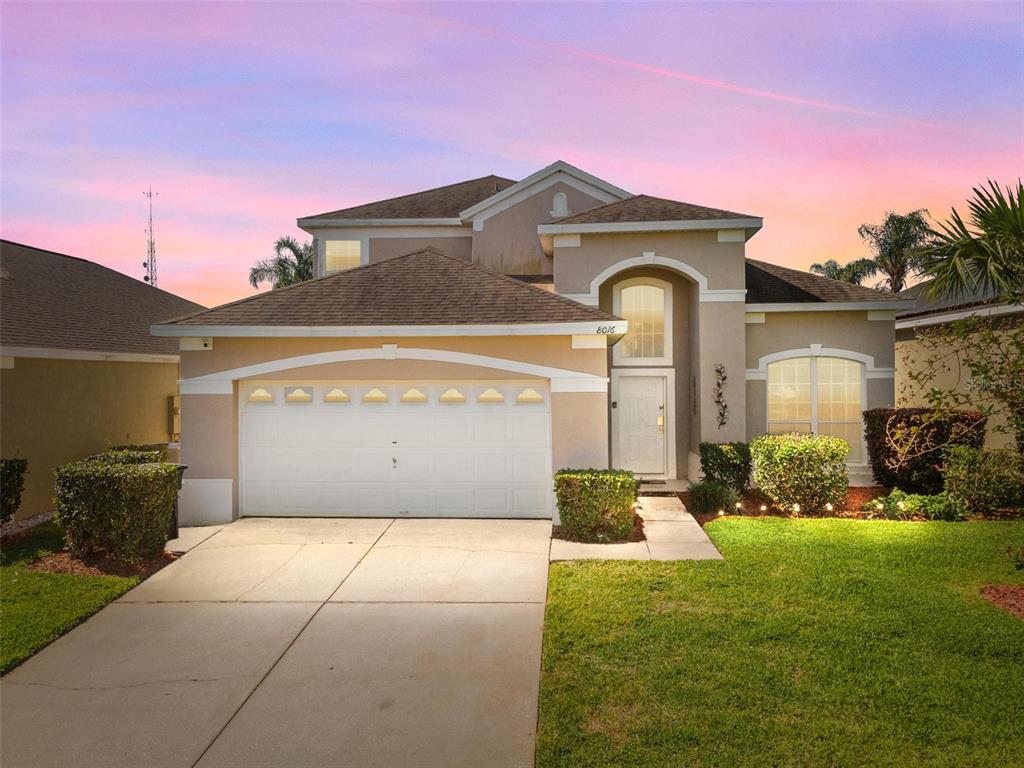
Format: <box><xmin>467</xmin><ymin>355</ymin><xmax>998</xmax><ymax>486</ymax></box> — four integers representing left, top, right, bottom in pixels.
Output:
<box><xmin>613</xmin><ymin>277</ymin><xmax>672</xmax><ymax>366</ymax></box>
<box><xmin>767</xmin><ymin>356</ymin><xmax>865</xmax><ymax>462</ymax></box>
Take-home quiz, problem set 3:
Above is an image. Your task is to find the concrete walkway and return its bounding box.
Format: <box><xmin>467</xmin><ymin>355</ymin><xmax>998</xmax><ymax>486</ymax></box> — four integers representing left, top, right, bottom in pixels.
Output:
<box><xmin>1</xmin><ymin>518</ymin><xmax>551</xmax><ymax>768</ymax></box>
<box><xmin>549</xmin><ymin>495</ymin><xmax>722</xmax><ymax>561</ymax></box>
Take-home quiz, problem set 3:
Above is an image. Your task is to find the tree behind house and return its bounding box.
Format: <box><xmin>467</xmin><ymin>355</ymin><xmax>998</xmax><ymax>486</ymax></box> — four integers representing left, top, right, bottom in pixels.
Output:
<box><xmin>809</xmin><ymin>258</ymin><xmax>878</xmax><ymax>285</ymax></box>
<box><xmin>249</xmin><ymin>237</ymin><xmax>315</xmax><ymax>289</ymax></box>
<box><xmin>857</xmin><ymin>210</ymin><xmax>931</xmax><ymax>292</ymax></box>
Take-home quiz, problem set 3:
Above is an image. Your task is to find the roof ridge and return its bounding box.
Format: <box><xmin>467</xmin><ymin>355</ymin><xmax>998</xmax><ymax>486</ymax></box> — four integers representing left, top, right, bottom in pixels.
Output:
<box><xmin>303</xmin><ymin>174</ymin><xmax>516</xmax><ymax>220</ymax></box>
<box><xmin>0</xmin><ymin>238</ymin><xmax>205</xmax><ymax>308</ymax></box>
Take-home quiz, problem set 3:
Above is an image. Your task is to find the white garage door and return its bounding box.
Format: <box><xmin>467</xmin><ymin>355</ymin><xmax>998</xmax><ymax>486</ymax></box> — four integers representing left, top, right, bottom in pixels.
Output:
<box><xmin>239</xmin><ymin>381</ymin><xmax>553</xmax><ymax>518</ymax></box>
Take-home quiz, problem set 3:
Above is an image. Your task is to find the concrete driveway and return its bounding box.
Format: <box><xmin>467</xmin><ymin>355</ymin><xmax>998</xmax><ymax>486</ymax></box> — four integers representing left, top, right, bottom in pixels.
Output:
<box><xmin>1</xmin><ymin>517</ymin><xmax>552</xmax><ymax>768</ymax></box>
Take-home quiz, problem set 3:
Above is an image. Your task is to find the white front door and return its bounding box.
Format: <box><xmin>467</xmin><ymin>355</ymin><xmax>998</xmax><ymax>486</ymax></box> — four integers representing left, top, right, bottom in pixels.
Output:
<box><xmin>615</xmin><ymin>375</ymin><xmax>667</xmax><ymax>476</ymax></box>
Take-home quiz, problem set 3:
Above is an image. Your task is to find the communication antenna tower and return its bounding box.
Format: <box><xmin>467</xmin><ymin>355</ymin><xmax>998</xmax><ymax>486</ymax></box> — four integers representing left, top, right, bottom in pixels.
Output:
<box><xmin>143</xmin><ymin>187</ymin><xmax>158</xmax><ymax>286</ymax></box>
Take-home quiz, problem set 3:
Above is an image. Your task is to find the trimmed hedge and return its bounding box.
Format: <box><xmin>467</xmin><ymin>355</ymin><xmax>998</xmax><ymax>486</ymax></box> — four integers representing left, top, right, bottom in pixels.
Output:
<box><xmin>554</xmin><ymin>469</ymin><xmax>637</xmax><ymax>543</ymax></box>
<box><xmin>751</xmin><ymin>433</ymin><xmax>849</xmax><ymax>515</ymax></box>
<box><xmin>699</xmin><ymin>442</ymin><xmax>752</xmax><ymax>493</ymax></box>
<box><xmin>90</xmin><ymin>449</ymin><xmax>164</xmax><ymax>465</ymax></box>
<box><xmin>867</xmin><ymin>489</ymin><xmax>965</xmax><ymax>521</ymax></box>
<box><xmin>944</xmin><ymin>446</ymin><xmax>1024</xmax><ymax>515</ymax></box>
<box><xmin>55</xmin><ymin>459</ymin><xmax>179</xmax><ymax>562</ymax></box>
<box><xmin>863</xmin><ymin>408</ymin><xmax>986</xmax><ymax>494</ymax></box>
<box><xmin>688</xmin><ymin>479</ymin><xmax>738</xmax><ymax>515</ymax></box>
<box><xmin>111</xmin><ymin>443</ymin><xmax>168</xmax><ymax>460</ymax></box>
<box><xmin>1</xmin><ymin>458</ymin><xmax>28</xmax><ymax>524</ymax></box>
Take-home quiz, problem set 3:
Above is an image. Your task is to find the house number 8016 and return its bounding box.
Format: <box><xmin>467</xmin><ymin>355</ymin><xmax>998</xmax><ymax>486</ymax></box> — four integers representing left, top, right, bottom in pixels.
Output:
<box><xmin>595</xmin><ymin>326</ymin><xmax>616</xmax><ymax>334</ymax></box>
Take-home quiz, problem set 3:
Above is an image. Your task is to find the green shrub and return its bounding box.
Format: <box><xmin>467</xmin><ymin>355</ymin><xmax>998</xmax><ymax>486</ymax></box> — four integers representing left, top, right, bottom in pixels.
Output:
<box><xmin>867</xmin><ymin>489</ymin><xmax>965</xmax><ymax>521</ymax></box>
<box><xmin>554</xmin><ymin>469</ymin><xmax>637</xmax><ymax>543</ymax></box>
<box><xmin>863</xmin><ymin>408</ymin><xmax>986</xmax><ymax>493</ymax></box>
<box><xmin>90</xmin><ymin>449</ymin><xmax>164</xmax><ymax>465</ymax></box>
<box><xmin>55</xmin><ymin>459</ymin><xmax>179</xmax><ymax>562</ymax></box>
<box><xmin>1</xmin><ymin>458</ymin><xmax>29</xmax><ymax>524</ymax></box>
<box><xmin>687</xmin><ymin>479</ymin><xmax>738</xmax><ymax>515</ymax></box>
<box><xmin>699</xmin><ymin>442</ymin><xmax>752</xmax><ymax>492</ymax></box>
<box><xmin>943</xmin><ymin>446</ymin><xmax>1024</xmax><ymax>515</ymax></box>
<box><xmin>751</xmin><ymin>433</ymin><xmax>848</xmax><ymax>515</ymax></box>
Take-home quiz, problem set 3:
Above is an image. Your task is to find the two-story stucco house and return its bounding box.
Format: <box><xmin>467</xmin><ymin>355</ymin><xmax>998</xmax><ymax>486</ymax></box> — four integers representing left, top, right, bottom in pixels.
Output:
<box><xmin>153</xmin><ymin>161</ymin><xmax>911</xmax><ymax>525</ymax></box>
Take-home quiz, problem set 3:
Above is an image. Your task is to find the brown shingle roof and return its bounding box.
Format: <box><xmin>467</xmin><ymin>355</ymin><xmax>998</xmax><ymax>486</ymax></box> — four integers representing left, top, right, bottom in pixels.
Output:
<box><xmin>163</xmin><ymin>248</ymin><xmax>618</xmax><ymax>327</ymax></box>
<box><xmin>301</xmin><ymin>175</ymin><xmax>516</xmax><ymax>221</ymax></box>
<box><xmin>0</xmin><ymin>240</ymin><xmax>205</xmax><ymax>355</ymax></box>
<box><xmin>552</xmin><ymin>194</ymin><xmax>757</xmax><ymax>224</ymax></box>
<box><xmin>745</xmin><ymin>259</ymin><xmax>896</xmax><ymax>303</ymax></box>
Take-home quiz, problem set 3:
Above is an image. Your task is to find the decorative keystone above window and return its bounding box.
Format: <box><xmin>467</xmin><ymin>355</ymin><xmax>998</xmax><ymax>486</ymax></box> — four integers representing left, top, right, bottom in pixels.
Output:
<box><xmin>400</xmin><ymin>387</ymin><xmax>428</xmax><ymax>403</ymax></box>
<box><xmin>478</xmin><ymin>387</ymin><xmax>504</xmax><ymax>403</ymax></box>
<box><xmin>362</xmin><ymin>387</ymin><xmax>389</xmax><ymax>404</ymax></box>
<box><xmin>247</xmin><ymin>388</ymin><xmax>274</xmax><ymax>403</ymax></box>
<box><xmin>439</xmin><ymin>388</ymin><xmax>466</xmax><ymax>404</ymax></box>
<box><xmin>323</xmin><ymin>388</ymin><xmax>350</xmax><ymax>403</ymax></box>
<box><xmin>516</xmin><ymin>387</ymin><xmax>545</xmax><ymax>404</ymax></box>
<box><xmin>285</xmin><ymin>387</ymin><xmax>313</xmax><ymax>403</ymax></box>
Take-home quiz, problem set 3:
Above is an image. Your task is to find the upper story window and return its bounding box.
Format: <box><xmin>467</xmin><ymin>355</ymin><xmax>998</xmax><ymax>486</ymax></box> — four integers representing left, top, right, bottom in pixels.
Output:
<box><xmin>325</xmin><ymin>240</ymin><xmax>361</xmax><ymax>272</ymax></box>
<box><xmin>613</xmin><ymin>277</ymin><xmax>673</xmax><ymax>366</ymax></box>
<box><xmin>767</xmin><ymin>356</ymin><xmax>864</xmax><ymax>463</ymax></box>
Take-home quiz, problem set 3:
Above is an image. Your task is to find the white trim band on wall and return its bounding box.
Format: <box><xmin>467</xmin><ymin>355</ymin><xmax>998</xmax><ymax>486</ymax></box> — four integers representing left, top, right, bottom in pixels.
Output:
<box><xmin>0</xmin><ymin>345</ymin><xmax>180</xmax><ymax>364</ymax></box>
<box><xmin>744</xmin><ymin>345</ymin><xmax>895</xmax><ymax>380</ymax></box>
<box><xmin>179</xmin><ymin>345</ymin><xmax>610</xmax><ymax>395</ymax></box>
<box><xmin>153</xmin><ymin>321</ymin><xmax>627</xmax><ymax>338</ymax></box>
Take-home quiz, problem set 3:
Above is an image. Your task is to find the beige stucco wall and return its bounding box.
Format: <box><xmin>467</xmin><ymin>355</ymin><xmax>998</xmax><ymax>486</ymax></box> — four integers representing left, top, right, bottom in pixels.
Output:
<box><xmin>896</xmin><ymin>327</ymin><xmax>1014</xmax><ymax>449</ymax></box>
<box><xmin>369</xmin><ymin>236</ymin><xmax>472</xmax><ymax>264</ymax></box>
<box><xmin>471</xmin><ymin>182</ymin><xmax>604</xmax><ymax>275</ymax></box>
<box><xmin>744</xmin><ymin>311</ymin><xmax>897</xmax><ymax>441</ymax></box>
<box><xmin>553</xmin><ymin>231</ymin><xmax>746</xmax><ymax>295</ymax></box>
<box><xmin>0</xmin><ymin>357</ymin><xmax>177</xmax><ymax>521</ymax></box>
<box><xmin>179</xmin><ymin>335</ymin><xmax>610</xmax><ymax>516</ymax></box>
<box><xmin>598</xmin><ymin>266</ymin><xmax>696</xmax><ymax>478</ymax></box>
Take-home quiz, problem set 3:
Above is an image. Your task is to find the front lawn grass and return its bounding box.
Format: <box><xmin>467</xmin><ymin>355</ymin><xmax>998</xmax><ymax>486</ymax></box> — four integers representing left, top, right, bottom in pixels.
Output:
<box><xmin>538</xmin><ymin>518</ymin><xmax>1024</xmax><ymax>768</ymax></box>
<box><xmin>1</xmin><ymin>522</ymin><xmax>139</xmax><ymax>673</ymax></box>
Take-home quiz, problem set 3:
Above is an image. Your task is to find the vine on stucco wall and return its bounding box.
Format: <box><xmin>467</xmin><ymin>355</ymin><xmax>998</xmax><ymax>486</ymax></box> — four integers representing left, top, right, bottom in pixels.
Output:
<box><xmin>713</xmin><ymin>363</ymin><xmax>729</xmax><ymax>429</ymax></box>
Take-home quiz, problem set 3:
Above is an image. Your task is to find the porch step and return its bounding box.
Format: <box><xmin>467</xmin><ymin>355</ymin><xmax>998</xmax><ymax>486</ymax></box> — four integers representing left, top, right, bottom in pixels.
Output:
<box><xmin>638</xmin><ymin>478</ymin><xmax>690</xmax><ymax>494</ymax></box>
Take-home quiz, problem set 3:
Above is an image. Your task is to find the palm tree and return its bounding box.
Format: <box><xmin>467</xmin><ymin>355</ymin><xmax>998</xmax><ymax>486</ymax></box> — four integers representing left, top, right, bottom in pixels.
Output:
<box><xmin>249</xmin><ymin>237</ymin><xmax>315</xmax><ymax>289</ymax></box>
<box><xmin>809</xmin><ymin>257</ymin><xmax>878</xmax><ymax>285</ymax></box>
<box><xmin>857</xmin><ymin>210</ymin><xmax>931</xmax><ymax>292</ymax></box>
<box><xmin>917</xmin><ymin>180</ymin><xmax>1024</xmax><ymax>301</ymax></box>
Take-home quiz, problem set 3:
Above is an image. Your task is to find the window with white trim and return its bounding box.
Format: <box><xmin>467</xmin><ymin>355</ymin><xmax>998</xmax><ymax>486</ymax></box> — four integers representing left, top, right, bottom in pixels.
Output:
<box><xmin>325</xmin><ymin>240</ymin><xmax>361</xmax><ymax>272</ymax></box>
<box><xmin>613</xmin><ymin>278</ymin><xmax>672</xmax><ymax>365</ymax></box>
<box><xmin>767</xmin><ymin>356</ymin><xmax>864</xmax><ymax>462</ymax></box>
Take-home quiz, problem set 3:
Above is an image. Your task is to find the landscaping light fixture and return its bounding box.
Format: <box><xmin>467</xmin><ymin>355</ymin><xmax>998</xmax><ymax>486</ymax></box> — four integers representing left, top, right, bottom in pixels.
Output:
<box><xmin>760</xmin><ymin>504</ymin><xmax>767</xmax><ymax>512</ymax></box>
<box><xmin>735</xmin><ymin>502</ymin><xmax>742</xmax><ymax>510</ymax></box>
<box><xmin>793</xmin><ymin>504</ymin><xmax>801</xmax><ymax>513</ymax></box>
<box><xmin>825</xmin><ymin>503</ymin><xmax>833</xmax><ymax>512</ymax></box>
<box><xmin>717</xmin><ymin>509</ymin><xmax>724</xmax><ymax>516</ymax></box>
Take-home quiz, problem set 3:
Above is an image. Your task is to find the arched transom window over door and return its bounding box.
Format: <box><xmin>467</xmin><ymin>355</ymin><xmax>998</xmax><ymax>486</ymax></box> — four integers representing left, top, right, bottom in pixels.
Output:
<box><xmin>613</xmin><ymin>278</ymin><xmax>672</xmax><ymax>366</ymax></box>
<box><xmin>767</xmin><ymin>356</ymin><xmax>865</xmax><ymax>463</ymax></box>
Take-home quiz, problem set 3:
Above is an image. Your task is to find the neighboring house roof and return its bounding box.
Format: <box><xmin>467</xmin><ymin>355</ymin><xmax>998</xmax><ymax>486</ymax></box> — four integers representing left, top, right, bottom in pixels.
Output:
<box><xmin>896</xmin><ymin>279</ymin><xmax>1008</xmax><ymax>318</ymax></box>
<box><xmin>551</xmin><ymin>194</ymin><xmax>756</xmax><ymax>224</ymax></box>
<box><xmin>0</xmin><ymin>240</ymin><xmax>205</xmax><ymax>357</ymax></box>
<box><xmin>745</xmin><ymin>259</ymin><xmax>898</xmax><ymax>304</ymax></box>
<box><xmin>300</xmin><ymin>175</ymin><xmax>516</xmax><ymax>222</ymax></box>
<box><xmin>156</xmin><ymin>248</ymin><xmax>618</xmax><ymax>331</ymax></box>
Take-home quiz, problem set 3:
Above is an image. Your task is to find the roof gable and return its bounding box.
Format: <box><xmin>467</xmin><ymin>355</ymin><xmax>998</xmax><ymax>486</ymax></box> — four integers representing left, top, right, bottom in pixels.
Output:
<box><xmin>0</xmin><ymin>240</ymin><xmax>204</xmax><ymax>356</ymax></box>
<box><xmin>157</xmin><ymin>247</ymin><xmax>619</xmax><ymax>332</ymax></box>
<box><xmin>458</xmin><ymin>160</ymin><xmax>631</xmax><ymax>224</ymax></box>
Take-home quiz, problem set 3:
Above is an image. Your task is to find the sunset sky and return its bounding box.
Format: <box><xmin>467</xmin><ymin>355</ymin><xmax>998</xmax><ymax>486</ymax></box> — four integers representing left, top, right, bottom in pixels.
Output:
<box><xmin>2</xmin><ymin>1</ymin><xmax>1021</xmax><ymax>308</ymax></box>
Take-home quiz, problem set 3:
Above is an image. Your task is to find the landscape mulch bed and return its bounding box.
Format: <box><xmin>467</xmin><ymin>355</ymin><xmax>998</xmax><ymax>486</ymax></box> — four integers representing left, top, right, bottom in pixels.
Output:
<box><xmin>552</xmin><ymin>514</ymin><xmax>645</xmax><ymax>543</ymax></box>
<box><xmin>28</xmin><ymin>550</ymin><xmax>177</xmax><ymax>578</ymax></box>
<box><xmin>683</xmin><ymin>486</ymin><xmax>890</xmax><ymax>527</ymax></box>
<box><xmin>980</xmin><ymin>584</ymin><xmax>1024</xmax><ymax>619</ymax></box>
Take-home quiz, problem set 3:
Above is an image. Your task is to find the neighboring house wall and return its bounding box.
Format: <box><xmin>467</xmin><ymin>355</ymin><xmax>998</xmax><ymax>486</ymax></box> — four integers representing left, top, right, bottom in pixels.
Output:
<box><xmin>177</xmin><ymin>335</ymin><xmax>609</xmax><ymax>522</ymax></box>
<box><xmin>895</xmin><ymin>326</ymin><xmax>1015</xmax><ymax>450</ymax></box>
<box><xmin>470</xmin><ymin>182</ymin><xmax>605</xmax><ymax>275</ymax></box>
<box><xmin>0</xmin><ymin>357</ymin><xmax>177</xmax><ymax>521</ymax></box>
